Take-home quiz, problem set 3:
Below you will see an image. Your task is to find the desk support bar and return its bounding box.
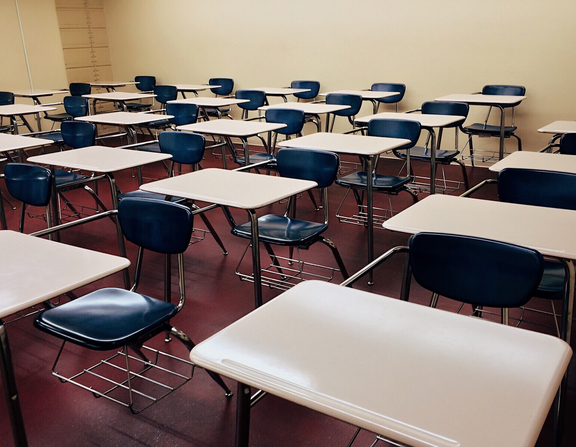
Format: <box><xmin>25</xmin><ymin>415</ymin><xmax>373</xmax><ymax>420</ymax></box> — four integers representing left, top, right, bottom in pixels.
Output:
<box><xmin>340</xmin><ymin>246</ymin><xmax>408</xmax><ymax>288</ymax></box>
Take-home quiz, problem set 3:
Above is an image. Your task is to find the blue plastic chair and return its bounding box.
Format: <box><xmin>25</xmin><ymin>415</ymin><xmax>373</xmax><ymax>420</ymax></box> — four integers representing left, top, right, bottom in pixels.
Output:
<box><xmin>69</xmin><ymin>82</ymin><xmax>91</xmax><ymax>97</ymax></box>
<box><xmin>143</xmin><ymin>101</ymin><xmax>200</xmax><ymax>134</ymax></box>
<box><xmin>125</xmin><ymin>76</ymin><xmax>156</xmax><ymax>111</ymax></box>
<box><xmin>34</xmin><ymin>197</ymin><xmax>232</xmax><ymax>413</ymax></box>
<box><xmin>153</xmin><ymin>85</ymin><xmax>178</xmax><ymax>111</ymax></box>
<box><xmin>0</xmin><ymin>91</ymin><xmax>15</xmax><ymax>131</ymax></box>
<box><xmin>290</xmin><ymin>80</ymin><xmax>320</xmax><ymax>101</ymax></box>
<box><xmin>370</xmin><ymin>83</ymin><xmax>406</xmax><ymax>112</ymax></box>
<box><xmin>235</xmin><ymin>90</ymin><xmax>266</xmax><ymax>120</ymax></box>
<box><xmin>231</xmin><ymin>148</ymin><xmax>349</xmax><ymax>284</ymax></box>
<box><xmin>45</xmin><ymin>96</ymin><xmax>90</xmax><ymax>125</ymax></box>
<box><xmin>325</xmin><ymin>93</ymin><xmax>363</xmax><ymax>132</ymax></box>
<box><xmin>559</xmin><ymin>133</ymin><xmax>576</xmax><ymax>155</ymax></box>
<box><xmin>205</xmin><ymin>78</ymin><xmax>234</xmax><ymax>119</ymax></box>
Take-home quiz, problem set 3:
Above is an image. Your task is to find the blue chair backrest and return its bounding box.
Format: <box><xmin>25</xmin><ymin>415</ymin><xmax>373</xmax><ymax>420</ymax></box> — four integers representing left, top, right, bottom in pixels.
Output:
<box><xmin>420</xmin><ymin>101</ymin><xmax>469</xmax><ymax>128</ymax></box>
<box><xmin>118</xmin><ymin>197</ymin><xmax>194</xmax><ymax>255</ymax></box>
<box><xmin>291</xmin><ymin>80</ymin><xmax>320</xmax><ymax>100</ymax></box>
<box><xmin>154</xmin><ymin>85</ymin><xmax>178</xmax><ymax>105</ymax></box>
<box><xmin>276</xmin><ymin>148</ymin><xmax>339</xmax><ymax>188</ymax></box>
<box><xmin>166</xmin><ymin>102</ymin><xmax>199</xmax><ymax>126</ymax></box>
<box><xmin>265</xmin><ymin>108</ymin><xmax>306</xmax><ymax>135</ymax></box>
<box><xmin>326</xmin><ymin>93</ymin><xmax>363</xmax><ymax>117</ymax></box>
<box><xmin>61</xmin><ymin>121</ymin><xmax>96</xmax><ymax>148</ymax></box>
<box><xmin>497</xmin><ymin>168</ymin><xmax>576</xmax><ymax>211</ymax></box>
<box><xmin>482</xmin><ymin>85</ymin><xmax>526</xmax><ymax>96</ymax></box>
<box><xmin>368</xmin><ymin>118</ymin><xmax>421</xmax><ymax>150</ymax></box>
<box><xmin>158</xmin><ymin>131</ymin><xmax>205</xmax><ymax>166</ymax></box>
<box><xmin>0</xmin><ymin>91</ymin><xmax>15</xmax><ymax>105</ymax></box>
<box><xmin>63</xmin><ymin>96</ymin><xmax>89</xmax><ymax>117</ymax></box>
<box><xmin>559</xmin><ymin>133</ymin><xmax>576</xmax><ymax>156</ymax></box>
<box><xmin>371</xmin><ymin>83</ymin><xmax>406</xmax><ymax>104</ymax></box>
<box><xmin>235</xmin><ymin>90</ymin><xmax>266</xmax><ymax>111</ymax></box>
<box><xmin>69</xmin><ymin>83</ymin><xmax>91</xmax><ymax>97</ymax></box>
<box><xmin>135</xmin><ymin>75</ymin><xmax>156</xmax><ymax>92</ymax></box>
<box><xmin>209</xmin><ymin>78</ymin><xmax>234</xmax><ymax>96</ymax></box>
<box><xmin>409</xmin><ymin>232</ymin><xmax>544</xmax><ymax>308</ymax></box>
<box><xmin>4</xmin><ymin>163</ymin><xmax>52</xmax><ymax>207</ymax></box>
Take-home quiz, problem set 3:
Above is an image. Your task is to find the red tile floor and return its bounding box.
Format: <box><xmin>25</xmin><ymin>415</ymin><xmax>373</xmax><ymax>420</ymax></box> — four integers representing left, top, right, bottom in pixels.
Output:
<box><xmin>0</xmin><ymin>143</ymin><xmax>574</xmax><ymax>446</ymax></box>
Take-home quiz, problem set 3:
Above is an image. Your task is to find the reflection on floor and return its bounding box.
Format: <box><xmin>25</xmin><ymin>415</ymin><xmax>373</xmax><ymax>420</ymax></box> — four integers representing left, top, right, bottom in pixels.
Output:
<box><xmin>0</xmin><ymin>146</ymin><xmax>573</xmax><ymax>447</ymax></box>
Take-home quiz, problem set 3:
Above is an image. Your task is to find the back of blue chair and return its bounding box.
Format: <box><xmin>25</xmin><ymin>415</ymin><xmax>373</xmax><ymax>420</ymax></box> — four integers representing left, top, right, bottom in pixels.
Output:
<box><xmin>63</xmin><ymin>96</ymin><xmax>89</xmax><ymax>118</ymax></box>
<box><xmin>409</xmin><ymin>232</ymin><xmax>544</xmax><ymax>308</ymax></box>
<box><xmin>153</xmin><ymin>85</ymin><xmax>178</xmax><ymax>105</ymax></box>
<box><xmin>69</xmin><ymin>83</ymin><xmax>91</xmax><ymax>97</ymax></box>
<box><xmin>291</xmin><ymin>80</ymin><xmax>320</xmax><ymax>100</ymax></box>
<box><xmin>276</xmin><ymin>148</ymin><xmax>339</xmax><ymax>188</ymax></box>
<box><xmin>0</xmin><ymin>91</ymin><xmax>15</xmax><ymax>105</ymax></box>
<box><xmin>371</xmin><ymin>83</ymin><xmax>406</xmax><ymax>105</ymax></box>
<box><xmin>135</xmin><ymin>75</ymin><xmax>156</xmax><ymax>92</ymax></box>
<box><xmin>421</xmin><ymin>101</ymin><xmax>469</xmax><ymax>128</ymax></box>
<box><xmin>265</xmin><ymin>108</ymin><xmax>306</xmax><ymax>135</ymax></box>
<box><xmin>61</xmin><ymin>121</ymin><xmax>96</xmax><ymax>148</ymax></box>
<box><xmin>482</xmin><ymin>85</ymin><xmax>525</xmax><ymax>108</ymax></box>
<box><xmin>235</xmin><ymin>90</ymin><xmax>266</xmax><ymax>111</ymax></box>
<box><xmin>559</xmin><ymin>133</ymin><xmax>576</xmax><ymax>156</ymax></box>
<box><xmin>368</xmin><ymin>118</ymin><xmax>421</xmax><ymax>150</ymax></box>
<box><xmin>497</xmin><ymin>168</ymin><xmax>576</xmax><ymax>211</ymax></box>
<box><xmin>165</xmin><ymin>102</ymin><xmax>199</xmax><ymax>126</ymax></box>
<box><xmin>158</xmin><ymin>131</ymin><xmax>205</xmax><ymax>166</ymax></box>
<box><xmin>326</xmin><ymin>93</ymin><xmax>362</xmax><ymax>117</ymax></box>
<box><xmin>209</xmin><ymin>78</ymin><xmax>234</xmax><ymax>96</ymax></box>
<box><xmin>4</xmin><ymin>163</ymin><xmax>52</xmax><ymax>207</ymax></box>
<box><xmin>118</xmin><ymin>197</ymin><xmax>193</xmax><ymax>255</ymax></box>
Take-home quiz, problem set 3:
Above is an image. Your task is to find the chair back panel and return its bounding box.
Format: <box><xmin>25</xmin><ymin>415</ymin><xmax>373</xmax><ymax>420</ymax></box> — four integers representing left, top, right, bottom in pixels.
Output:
<box><xmin>209</xmin><ymin>78</ymin><xmax>234</xmax><ymax>96</ymax></box>
<box><xmin>371</xmin><ymin>83</ymin><xmax>406</xmax><ymax>104</ymax></box>
<box><xmin>265</xmin><ymin>108</ymin><xmax>306</xmax><ymax>135</ymax></box>
<box><xmin>159</xmin><ymin>131</ymin><xmax>205</xmax><ymax>165</ymax></box>
<box><xmin>409</xmin><ymin>232</ymin><xmax>543</xmax><ymax>307</ymax></box>
<box><xmin>326</xmin><ymin>93</ymin><xmax>363</xmax><ymax>117</ymax></box>
<box><xmin>291</xmin><ymin>80</ymin><xmax>320</xmax><ymax>100</ymax></box>
<box><xmin>63</xmin><ymin>96</ymin><xmax>89</xmax><ymax>117</ymax></box>
<box><xmin>235</xmin><ymin>90</ymin><xmax>266</xmax><ymax>111</ymax></box>
<box><xmin>165</xmin><ymin>102</ymin><xmax>199</xmax><ymax>126</ymax></box>
<box><xmin>0</xmin><ymin>91</ymin><xmax>15</xmax><ymax>105</ymax></box>
<box><xmin>4</xmin><ymin>163</ymin><xmax>52</xmax><ymax>207</ymax></box>
<box><xmin>559</xmin><ymin>133</ymin><xmax>576</xmax><ymax>156</ymax></box>
<box><xmin>153</xmin><ymin>85</ymin><xmax>178</xmax><ymax>105</ymax></box>
<box><xmin>368</xmin><ymin>118</ymin><xmax>421</xmax><ymax>149</ymax></box>
<box><xmin>61</xmin><ymin>121</ymin><xmax>96</xmax><ymax>148</ymax></box>
<box><xmin>69</xmin><ymin>83</ymin><xmax>91</xmax><ymax>97</ymax></box>
<box><xmin>421</xmin><ymin>101</ymin><xmax>469</xmax><ymax>128</ymax></box>
<box><xmin>276</xmin><ymin>148</ymin><xmax>339</xmax><ymax>188</ymax></box>
<box><xmin>482</xmin><ymin>85</ymin><xmax>526</xmax><ymax>96</ymax></box>
<box><xmin>498</xmin><ymin>168</ymin><xmax>576</xmax><ymax>211</ymax></box>
<box><xmin>135</xmin><ymin>75</ymin><xmax>156</xmax><ymax>92</ymax></box>
<box><xmin>118</xmin><ymin>198</ymin><xmax>193</xmax><ymax>254</ymax></box>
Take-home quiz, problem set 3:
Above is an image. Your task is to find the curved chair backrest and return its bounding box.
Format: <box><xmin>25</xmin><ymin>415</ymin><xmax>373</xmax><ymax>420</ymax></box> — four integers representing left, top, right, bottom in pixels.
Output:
<box><xmin>135</xmin><ymin>75</ymin><xmax>156</xmax><ymax>92</ymax></box>
<box><xmin>482</xmin><ymin>85</ymin><xmax>526</xmax><ymax>96</ymax></box>
<box><xmin>153</xmin><ymin>85</ymin><xmax>178</xmax><ymax>105</ymax></box>
<box><xmin>61</xmin><ymin>121</ymin><xmax>96</xmax><ymax>148</ymax></box>
<box><xmin>265</xmin><ymin>108</ymin><xmax>306</xmax><ymax>135</ymax></box>
<box><xmin>165</xmin><ymin>102</ymin><xmax>199</xmax><ymax>126</ymax></box>
<box><xmin>158</xmin><ymin>131</ymin><xmax>205</xmax><ymax>166</ymax></box>
<box><xmin>0</xmin><ymin>91</ymin><xmax>15</xmax><ymax>105</ymax></box>
<box><xmin>277</xmin><ymin>148</ymin><xmax>339</xmax><ymax>188</ymax></box>
<box><xmin>4</xmin><ymin>163</ymin><xmax>52</xmax><ymax>207</ymax></box>
<box><xmin>118</xmin><ymin>197</ymin><xmax>194</xmax><ymax>255</ymax></box>
<box><xmin>368</xmin><ymin>118</ymin><xmax>421</xmax><ymax>150</ymax></box>
<box><xmin>209</xmin><ymin>78</ymin><xmax>234</xmax><ymax>96</ymax></box>
<box><xmin>559</xmin><ymin>133</ymin><xmax>576</xmax><ymax>156</ymax></box>
<box><xmin>326</xmin><ymin>93</ymin><xmax>363</xmax><ymax>117</ymax></box>
<box><xmin>69</xmin><ymin>82</ymin><xmax>91</xmax><ymax>97</ymax></box>
<box><xmin>235</xmin><ymin>90</ymin><xmax>266</xmax><ymax>111</ymax></box>
<box><xmin>497</xmin><ymin>168</ymin><xmax>576</xmax><ymax>211</ymax></box>
<box><xmin>291</xmin><ymin>80</ymin><xmax>320</xmax><ymax>100</ymax></box>
<box><xmin>421</xmin><ymin>101</ymin><xmax>469</xmax><ymax>128</ymax></box>
<box><xmin>409</xmin><ymin>232</ymin><xmax>544</xmax><ymax>308</ymax></box>
<box><xmin>63</xmin><ymin>96</ymin><xmax>89</xmax><ymax>117</ymax></box>
<box><xmin>371</xmin><ymin>83</ymin><xmax>406</xmax><ymax>104</ymax></box>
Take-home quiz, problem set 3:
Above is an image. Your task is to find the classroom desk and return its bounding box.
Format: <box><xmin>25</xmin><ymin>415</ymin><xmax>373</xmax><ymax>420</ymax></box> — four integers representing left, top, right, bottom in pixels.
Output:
<box><xmin>278</xmin><ymin>132</ymin><xmax>409</xmax><ymax>284</ymax></box>
<box><xmin>490</xmin><ymin>150</ymin><xmax>576</xmax><ymax>174</ymax></box>
<box><xmin>174</xmin><ymin>84</ymin><xmax>218</xmax><ymax>98</ymax></box>
<box><xmin>140</xmin><ymin>168</ymin><xmax>316</xmax><ymax>308</ymax></box>
<box><xmin>82</xmin><ymin>91</ymin><xmax>156</xmax><ymax>112</ymax></box>
<box><xmin>0</xmin><ymin>104</ymin><xmax>57</xmax><ymax>134</ymax></box>
<box><xmin>190</xmin><ymin>280</ymin><xmax>572</xmax><ymax>447</ymax></box>
<box><xmin>28</xmin><ymin>145</ymin><xmax>171</xmax><ymax>288</ymax></box>
<box><xmin>537</xmin><ymin>121</ymin><xmax>576</xmax><ymax>151</ymax></box>
<box><xmin>90</xmin><ymin>81</ymin><xmax>138</xmax><ymax>92</ymax></box>
<box><xmin>177</xmin><ymin>120</ymin><xmax>287</xmax><ymax>168</ymax></box>
<box><xmin>168</xmin><ymin>97</ymin><xmax>249</xmax><ymax>120</ymax></box>
<box><xmin>0</xmin><ymin>133</ymin><xmax>53</xmax><ymax>161</ymax></box>
<box><xmin>251</xmin><ymin>87</ymin><xmax>310</xmax><ymax>103</ymax></box>
<box><xmin>259</xmin><ymin>101</ymin><xmax>350</xmax><ymax>132</ymax></box>
<box><xmin>0</xmin><ymin>230</ymin><xmax>130</xmax><ymax>447</ymax></box>
<box><xmin>355</xmin><ymin>112</ymin><xmax>465</xmax><ymax>194</ymax></box>
<box><xmin>435</xmin><ymin>93</ymin><xmax>526</xmax><ymax>161</ymax></box>
<box><xmin>12</xmin><ymin>89</ymin><xmax>68</xmax><ymax>130</ymax></box>
<box><xmin>319</xmin><ymin>89</ymin><xmax>399</xmax><ymax>113</ymax></box>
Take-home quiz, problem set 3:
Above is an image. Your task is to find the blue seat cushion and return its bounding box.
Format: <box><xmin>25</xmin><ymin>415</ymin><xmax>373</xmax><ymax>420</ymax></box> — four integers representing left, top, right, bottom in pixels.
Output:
<box><xmin>137</xmin><ymin>142</ymin><xmax>161</xmax><ymax>153</ymax></box>
<box><xmin>235</xmin><ymin>152</ymin><xmax>275</xmax><ymax>166</ymax></box>
<box><xmin>336</xmin><ymin>171</ymin><xmax>412</xmax><ymax>194</ymax></box>
<box><xmin>465</xmin><ymin>123</ymin><xmax>518</xmax><ymax>136</ymax></box>
<box><xmin>232</xmin><ymin>214</ymin><xmax>327</xmax><ymax>246</ymax></box>
<box><xmin>37</xmin><ymin>132</ymin><xmax>64</xmax><ymax>144</ymax></box>
<box><xmin>535</xmin><ymin>259</ymin><xmax>565</xmax><ymax>300</ymax></box>
<box><xmin>54</xmin><ymin>169</ymin><xmax>89</xmax><ymax>187</ymax></box>
<box><xmin>118</xmin><ymin>189</ymin><xmax>184</xmax><ymax>203</ymax></box>
<box><xmin>394</xmin><ymin>146</ymin><xmax>460</xmax><ymax>163</ymax></box>
<box><xmin>34</xmin><ymin>288</ymin><xmax>178</xmax><ymax>350</ymax></box>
